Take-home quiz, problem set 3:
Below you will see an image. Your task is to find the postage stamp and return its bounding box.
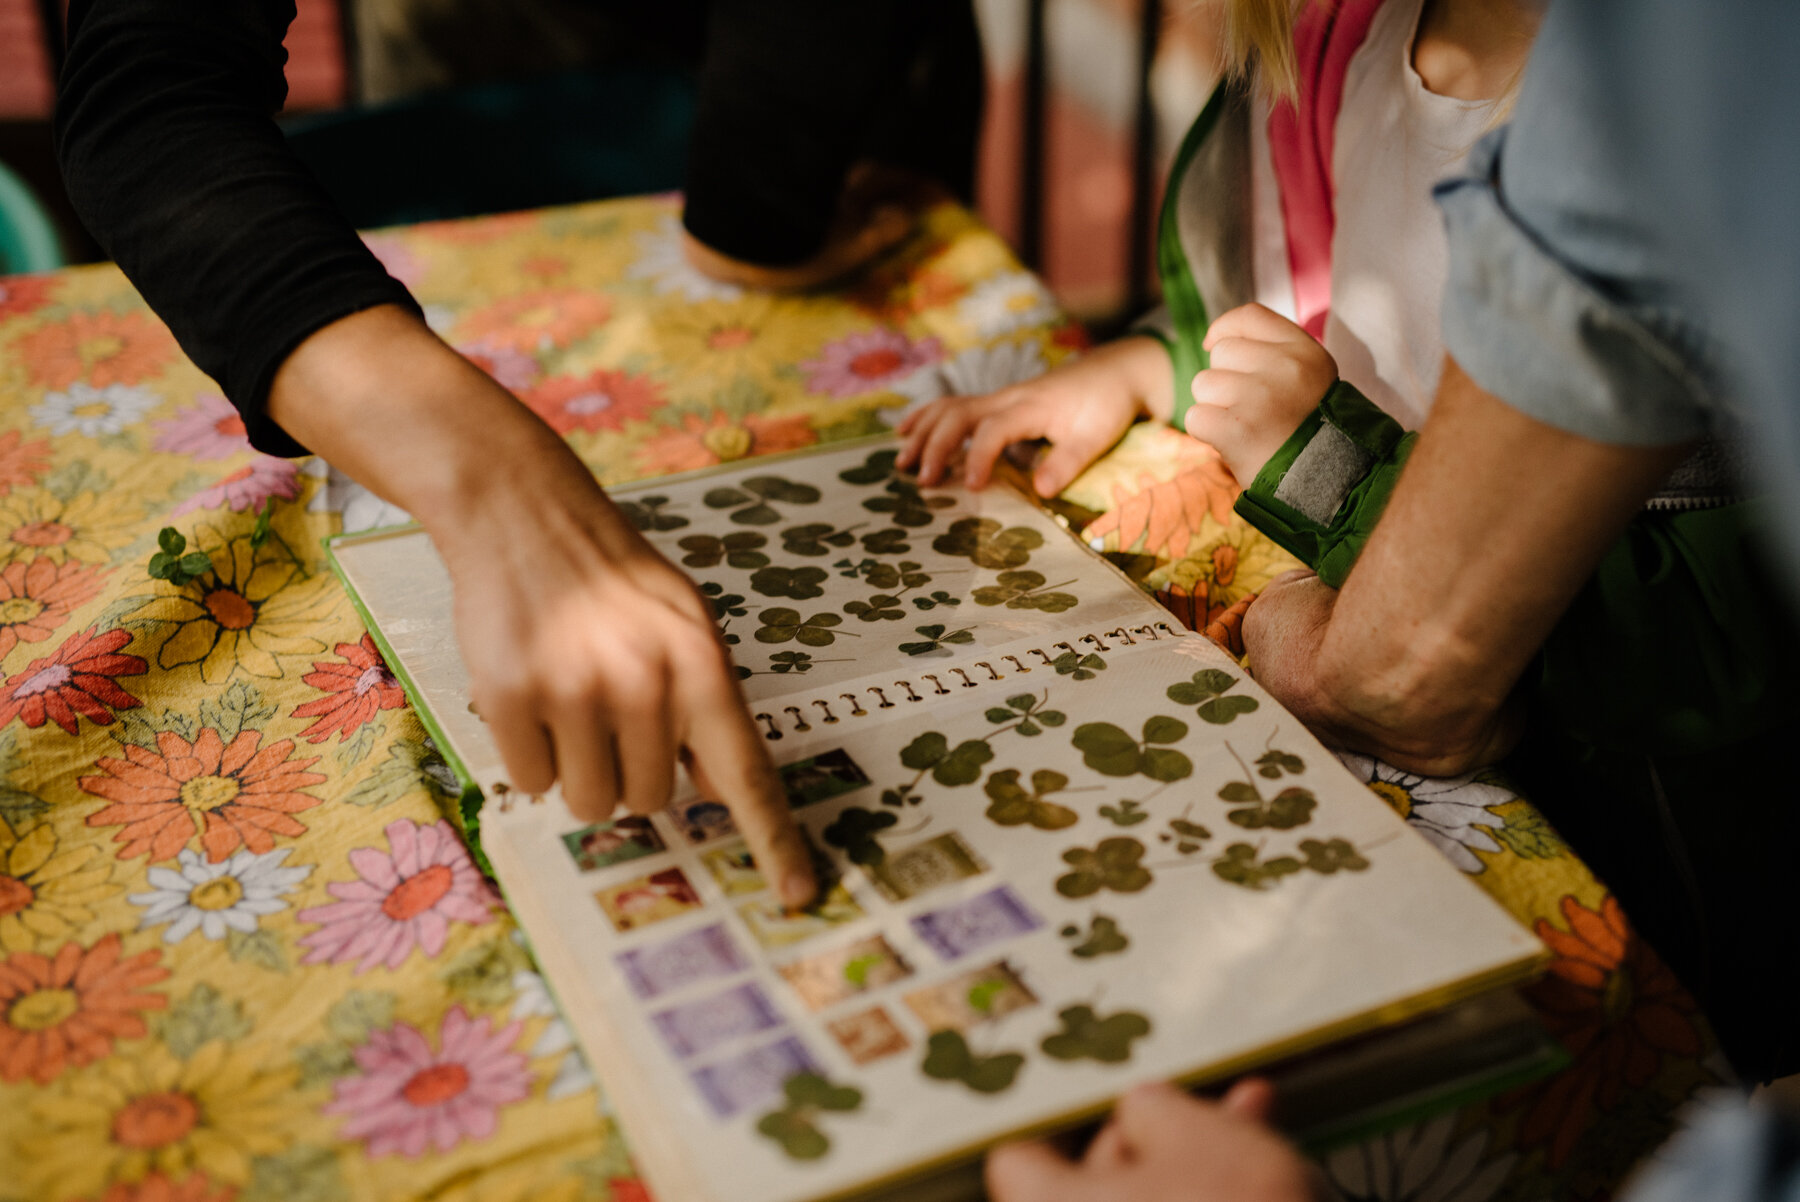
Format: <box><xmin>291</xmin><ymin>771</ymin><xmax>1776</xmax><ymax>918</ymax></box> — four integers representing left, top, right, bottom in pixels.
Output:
<box><xmin>738</xmin><ymin>881</ymin><xmax>866</xmax><ymax>951</ymax></box>
<box><xmin>666</xmin><ymin>799</ymin><xmax>737</xmax><ymax>845</ymax></box>
<box><xmin>561</xmin><ymin>815</ymin><xmax>665</xmax><ymax>872</ymax></box>
<box><xmin>777</xmin><ymin>933</ymin><xmax>913</xmax><ymax>1011</ymax></box>
<box><xmin>866</xmin><ymin>831</ymin><xmax>988</xmax><ymax>902</ymax></box>
<box><xmin>778</xmin><ymin>748</ymin><xmax>872</xmax><ymax>810</ymax></box>
<box><xmin>690</xmin><ymin>1036</ymin><xmax>820</xmax><ymax>1118</ymax></box>
<box><xmin>827</xmin><ymin>1007</ymin><xmax>911</xmax><ymax>1065</ymax></box>
<box><xmin>617</xmin><ymin>923</ymin><xmax>748</xmax><ymax>1000</ymax></box>
<box><xmin>651</xmin><ymin>982</ymin><xmax>784</xmax><ymax>1060</ymax></box>
<box><xmin>902</xmin><ymin>961</ymin><xmax>1037</xmax><ymax>1032</ymax></box>
<box><xmin>699</xmin><ymin>840</ymin><xmax>766</xmax><ymax>897</ymax></box>
<box><xmin>909</xmin><ymin>886</ymin><xmax>1042</xmax><ymax>961</ymax></box>
<box><xmin>595</xmin><ymin>867</ymin><xmax>703</xmax><ymax>933</ymax></box>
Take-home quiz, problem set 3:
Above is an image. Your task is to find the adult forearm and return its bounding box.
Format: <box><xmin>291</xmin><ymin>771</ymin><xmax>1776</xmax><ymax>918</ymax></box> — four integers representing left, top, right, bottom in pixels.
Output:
<box><xmin>1245</xmin><ymin>359</ymin><xmax>1691</xmax><ymax>774</ymax></box>
<box><xmin>57</xmin><ymin>0</ymin><xmax>412</xmax><ymax>454</ymax></box>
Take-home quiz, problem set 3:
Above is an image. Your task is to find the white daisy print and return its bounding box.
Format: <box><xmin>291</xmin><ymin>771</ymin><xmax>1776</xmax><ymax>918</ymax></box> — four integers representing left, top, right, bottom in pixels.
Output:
<box><xmin>510</xmin><ymin>967</ymin><xmax>596</xmax><ymax>1100</ymax></box>
<box><xmin>1324</xmin><ymin>1114</ymin><xmax>1520</xmax><ymax>1202</ymax></box>
<box><xmin>30</xmin><ymin>382</ymin><xmax>160</xmax><ymax>438</ymax></box>
<box><xmin>941</xmin><ymin>339</ymin><xmax>1049</xmax><ymax>396</ymax></box>
<box><xmin>1338</xmin><ymin>753</ymin><xmax>1515</xmax><ymax>874</ymax></box>
<box><xmin>626</xmin><ymin>215</ymin><xmax>745</xmax><ymax>303</ymax></box>
<box><xmin>302</xmin><ymin>457</ymin><xmax>413</xmax><ymax>534</ymax></box>
<box><xmin>956</xmin><ymin>271</ymin><xmax>1059</xmax><ymax>338</ymax></box>
<box><xmin>129</xmin><ymin>846</ymin><xmax>312</xmax><ymax>943</ymax></box>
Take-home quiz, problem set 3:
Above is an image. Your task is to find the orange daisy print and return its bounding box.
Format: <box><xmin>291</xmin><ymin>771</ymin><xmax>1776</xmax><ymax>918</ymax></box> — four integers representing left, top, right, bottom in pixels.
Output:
<box><xmin>522</xmin><ymin>368</ymin><xmax>666</xmax><ymax>435</ymax></box>
<box><xmin>453</xmin><ymin>288</ymin><xmax>612</xmax><ymax>355</ymax></box>
<box><xmin>82</xmin><ymin>727</ymin><xmax>328</xmax><ymax>863</ymax></box>
<box><xmin>0</xmin><ymin>556</ymin><xmax>109</xmax><ymax>660</ymax></box>
<box><xmin>0</xmin><ymin>429</ymin><xmax>51</xmax><ymax>496</ymax></box>
<box><xmin>0</xmin><ymin>932</ymin><xmax>168</xmax><ymax>1084</ymax></box>
<box><xmin>17</xmin><ymin>310</ymin><xmax>177</xmax><ymax>390</ymax></box>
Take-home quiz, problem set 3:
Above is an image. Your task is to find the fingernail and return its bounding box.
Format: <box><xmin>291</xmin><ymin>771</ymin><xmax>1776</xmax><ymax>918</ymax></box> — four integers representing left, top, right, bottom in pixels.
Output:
<box><xmin>781</xmin><ymin>871</ymin><xmax>815</xmax><ymax>910</ymax></box>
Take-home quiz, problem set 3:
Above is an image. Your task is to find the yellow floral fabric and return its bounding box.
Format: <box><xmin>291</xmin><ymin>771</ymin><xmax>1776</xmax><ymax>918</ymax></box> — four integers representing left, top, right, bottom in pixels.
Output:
<box><xmin>0</xmin><ymin>196</ymin><xmax>1709</xmax><ymax>1202</ymax></box>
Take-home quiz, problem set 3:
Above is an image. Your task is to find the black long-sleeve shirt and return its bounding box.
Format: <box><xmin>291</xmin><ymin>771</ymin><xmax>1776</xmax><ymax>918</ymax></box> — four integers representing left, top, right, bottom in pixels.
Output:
<box><xmin>55</xmin><ymin>0</ymin><xmax>980</xmax><ymax>455</ymax></box>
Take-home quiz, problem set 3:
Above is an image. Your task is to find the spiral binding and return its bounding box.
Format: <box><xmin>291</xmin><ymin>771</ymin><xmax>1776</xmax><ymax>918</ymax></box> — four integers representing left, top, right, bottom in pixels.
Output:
<box><xmin>751</xmin><ymin>623</ymin><xmax>1178</xmax><ymax>740</ymax></box>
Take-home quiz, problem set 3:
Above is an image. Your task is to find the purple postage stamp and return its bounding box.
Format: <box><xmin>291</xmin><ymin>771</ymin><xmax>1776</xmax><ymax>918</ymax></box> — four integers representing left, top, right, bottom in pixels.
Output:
<box><xmin>616</xmin><ymin>923</ymin><xmax>748</xmax><ymax>1000</ymax></box>
<box><xmin>909</xmin><ymin>886</ymin><xmax>1042</xmax><ymax>961</ymax></box>
<box><xmin>690</xmin><ymin>1036</ymin><xmax>819</xmax><ymax>1118</ymax></box>
<box><xmin>652</xmin><ymin>982</ymin><xmax>784</xmax><ymax>1060</ymax></box>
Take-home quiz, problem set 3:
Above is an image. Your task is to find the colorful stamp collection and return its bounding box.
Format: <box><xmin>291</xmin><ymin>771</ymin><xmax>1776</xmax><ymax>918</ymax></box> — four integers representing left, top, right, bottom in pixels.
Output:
<box><xmin>559</xmin><ymin>748</ymin><xmax>1050</xmax><ymax>1120</ymax></box>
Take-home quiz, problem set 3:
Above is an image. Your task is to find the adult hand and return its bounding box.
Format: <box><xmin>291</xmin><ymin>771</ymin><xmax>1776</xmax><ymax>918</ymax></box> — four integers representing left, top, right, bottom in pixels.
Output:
<box><xmin>896</xmin><ymin>335</ymin><xmax>1173</xmax><ymax>493</ymax></box>
<box><xmin>269</xmin><ymin>306</ymin><xmax>817</xmax><ymax>907</ymax></box>
<box><xmin>1185</xmin><ymin>304</ymin><xmax>1337</xmax><ymax>484</ymax></box>
<box><xmin>682</xmin><ymin>162</ymin><xmax>942</xmax><ymax>292</ymax></box>
<box><xmin>986</xmin><ymin>1079</ymin><xmax>1322</xmax><ymax>1202</ymax></box>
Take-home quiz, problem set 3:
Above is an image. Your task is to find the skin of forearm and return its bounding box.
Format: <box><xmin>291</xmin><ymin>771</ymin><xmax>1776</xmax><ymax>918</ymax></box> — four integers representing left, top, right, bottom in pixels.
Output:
<box><xmin>1246</xmin><ymin>358</ymin><xmax>1692</xmax><ymax>774</ymax></box>
<box><xmin>266</xmin><ymin>305</ymin><xmax>613</xmax><ymax>556</ymax></box>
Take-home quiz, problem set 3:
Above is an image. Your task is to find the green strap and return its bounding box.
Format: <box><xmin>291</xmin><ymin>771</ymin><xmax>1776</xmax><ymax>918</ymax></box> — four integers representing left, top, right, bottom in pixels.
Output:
<box><xmin>1158</xmin><ymin>84</ymin><xmax>1229</xmax><ymax>433</ymax></box>
<box><xmin>1233</xmin><ymin>380</ymin><xmax>1415</xmax><ymax>589</ymax></box>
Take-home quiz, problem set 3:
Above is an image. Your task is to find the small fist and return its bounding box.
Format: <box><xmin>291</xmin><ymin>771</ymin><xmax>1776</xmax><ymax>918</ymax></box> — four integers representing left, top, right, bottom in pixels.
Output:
<box><xmin>1184</xmin><ymin>304</ymin><xmax>1337</xmax><ymax>484</ymax></box>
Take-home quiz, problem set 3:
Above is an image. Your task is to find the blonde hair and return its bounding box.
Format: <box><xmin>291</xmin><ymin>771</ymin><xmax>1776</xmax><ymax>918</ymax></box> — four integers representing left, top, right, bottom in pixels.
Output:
<box><xmin>1221</xmin><ymin>0</ymin><xmax>1301</xmax><ymax>104</ymax></box>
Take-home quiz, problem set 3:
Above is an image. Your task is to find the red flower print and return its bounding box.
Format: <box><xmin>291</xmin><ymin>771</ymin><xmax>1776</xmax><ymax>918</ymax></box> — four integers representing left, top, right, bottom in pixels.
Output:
<box><xmin>0</xmin><ymin>626</ymin><xmax>145</xmax><ymax>735</ymax></box>
<box><xmin>0</xmin><ymin>429</ymin><xmax>51</xmax><ymax>495</ymax></box>
<box><xmin>1506</xmin><ymin>894</ymin><xmax>1703</xmax><ymax>1168</ymax></box>
<box><xmin>0</xmin><ymin>274</ymin><xmax>57</xmax><ymax>322</ymax></box>
<box><xmin>522</xmin><ymin>368</ymin><xmax>666</xmax><ymax>435</ymax></box>
<box><xmin>291</xmin><ymin>633</ymin><xmax>409</xmax><ymax>742</ymax></box>
<box><xmin>82</xmin><ymin>727</ymin><xmax>327</xmax><ymax>863</ymax></box>
<box><xmin>0</xmin><ymin>556</ymin><xmax>108</xmax><ymax>659</ymax></box>
<box><xmin>0</xmin><ymin>932</ymin><xmax>168</xmax><ymax>1084</ymax></box>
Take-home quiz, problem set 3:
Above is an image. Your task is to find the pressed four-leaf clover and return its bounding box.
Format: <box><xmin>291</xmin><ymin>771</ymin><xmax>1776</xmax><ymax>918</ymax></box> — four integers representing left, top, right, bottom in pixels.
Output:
<box><xmin>931</xmin><ymin>517</ymin><xmax>1044</xmax><ymax>569</ymax></box>
<box><xmin>677</xmin><ymin>530</ymin><xmax>770</xmax><ymax>569</ymax></box>
<box><xmin>983</xmin><ymin>768</ymin><xmax>1079</xmax><ymax>830</ymax></box>
<box><xmin>704</xmin><ymin>475</ymin><xmax>822</xmax><ymax>525</ymax></box>
<box><xmin>1055</xmin><ymin>837</ymin><xmax>1152</xmax><ymax>897</ymax></box>
<box><xmin>755</xmin><ymin>608</ymin><xmax>847</xmax><ymax>646</ymax></box>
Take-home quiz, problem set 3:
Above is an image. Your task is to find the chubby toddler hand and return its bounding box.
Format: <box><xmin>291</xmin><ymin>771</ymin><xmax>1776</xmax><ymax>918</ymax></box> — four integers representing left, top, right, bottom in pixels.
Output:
<box><xmin>1185</xmin><ymin>304</ymin><xmax>1337</xmax><ymax>484</ymax></box>
<box><xmin>896</xmin><ymin>335</ymin><xmax>1172</xmax><ymax>496</ymax></box>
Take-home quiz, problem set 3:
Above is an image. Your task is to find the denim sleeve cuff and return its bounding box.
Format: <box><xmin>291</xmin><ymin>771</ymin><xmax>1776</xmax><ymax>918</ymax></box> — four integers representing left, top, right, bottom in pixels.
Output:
<box><xmin>1436</xmin><ymin>133</ymin><xmax>1713</xmax><ymax>448</ymax></box>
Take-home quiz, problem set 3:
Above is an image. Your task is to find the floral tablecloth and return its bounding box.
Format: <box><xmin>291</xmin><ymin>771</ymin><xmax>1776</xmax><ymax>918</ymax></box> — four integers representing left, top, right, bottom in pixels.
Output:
<box><xmin>0</xmin><ymin>196</ymin><xmax>1716</xmax><ymax>1202</ymax></box>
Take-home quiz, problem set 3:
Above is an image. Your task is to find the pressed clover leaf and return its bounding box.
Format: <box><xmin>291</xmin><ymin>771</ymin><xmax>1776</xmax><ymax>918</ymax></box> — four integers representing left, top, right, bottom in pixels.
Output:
<box><xmin>1062</xmin><ymin>913</ymin><xmax>1129</xmax><ymax>958</ymax></box>
<box><xmin>912</xmin><ymin>589</ymin><xmax>961</xmax><ymax>611</ymax></box>
<box><xmin>1098</xmin><ymin>799</ymin><xmax>1148</xmax><ymax>827</ymax></box>
<box><xmin>897</xmin><ymin>732</ymin><xmax>995</xmax><ymax>786</ymax></box>
<box><xmin>839</xmin><ymin>448</ymin><xmax>900</xmax><ymax>485</ymax></box>
<box><xmin>971</xmin><ymin>570</ymin><xmax>1079</xmax><ymax>613</ymax></box>
<box><xmin>1040</xmin><ymin>1005</ymin><xmax>1152</xmax><ymax>1063</ymax></box>
<box><xmin>617</xmin><ymin>496</ymin><xmax>688</xmax><ymax>532</ymax></box>
<box><xmin>1300</xmin><ymin>837</ymin><xmax>1370</xmax><ymax>874</ymax></box>
<box><xmin>1212</xmin><ymin>843</ymin><xmax>1303</xmax><ymax>891</ymax></box>
<box><xmin>983</xmin><ymin>768</ymin><xmax>1079</xmax><ymax>830</ymax></box>
<box><xmin>750</xmin><ymin>565</ymin><xmax>829</xmax><ymax>600</ymax></box>
<box><xmin>782</xmin><ymin>523</ymin><xmax>858</xmax><ymax>556</ymax></box>
<box><xmin>1256</xmin><ymin>750</ymin><xmax>1306</xmax><ymax>779</ymax></box>
<box><xmin>861</xmin><ymin>527</ymin><xmax>912</xmax><ymax>555</ymax></box>
<box><xmin>756</xmin><ymin>1109</ymin><xmax>829</xmax><ymax>1160</ymax></box>
<box><xmin>1223</xmin><ymin>785</ymin><xmax>1317</xmax><ymax>830</ymax></box>
<box><xmin>1056</xmin><ymin>837</ymin><xmax>1152</xmax><ymax>897</ymax></box>
<box><xmin>148</xmin><ymin>527</ymin><xmax>215</xmax><ymax>588</ymax></box>
<box><xmin>1165</xmin><ymin>668</ymin><xmax>1260</xmax><ymax>724</ymax></box>
<box><xmin>863</xmin><ymin>480</ymin><xmax>955</xmax><ymax>527</ymax></box>
<box><xmin>704</xmin><ymin>476</ymin><xmax>821</xmax><ymax>525</ymax></box>
<box><xmin>755</xmin><ymin>1072</ymin><xmax>863</xmax><ymax>1160</ymax></box>
<box><xmin>931</xmin><ymin>517</ymin><xmax>1044</xmax><ymax>569</ymax></box>
<box><xmin>1070</xmin><ymin>719</ymin><xmax>1193</xmax><ymax>782</ymax></box>
<box><xmin>899</xmin><ymin>624</ymin><xmax>976</xmax><ymax>657</ymax></box>
<box><xmin>1050</xmin><ymin>651</ymin><xmax>1106</xmax><ymax>681</ymax></box>
<box><xmin>678</xmin><ymin>531</ymin><xmax>770</xmax><ymax>569</ymax></box>
<box><xmin>755</xmin><ymin>608</ymin><xmax>845</xmax><ymax>647</ymax></box>
<box><xmin>822</xmin><ymin>806</ymin><xmax>897</xmax><ymax>866</ymax></box>
<box><xmin>767</xmin><ymin>651</ymin><xmax>816</xmax><ymax>674</ymax></box>
<box><xmin>698</xmin><ymin>582</ymin><xmax>748</xmax><ymax>619</ymax></box>
<box><xmin>844</xmin><ymin>595</ymin><xmax>908</xmax><ymax>622</ymax></box>
<box><xmin>920</xmin><ymin>1030</ymin><xmax>1024</xmax><ymax>1094</ymax></box>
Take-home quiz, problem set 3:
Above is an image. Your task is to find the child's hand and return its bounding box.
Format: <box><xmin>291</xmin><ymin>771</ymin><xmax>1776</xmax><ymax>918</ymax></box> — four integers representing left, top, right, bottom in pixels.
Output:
<box><xmin>897</xmin><ymin>335</ymin><xmax>1172</xmax><ymax>496</ymax></box>
<box><xmin>1184</xmin><ymin>304</ymin><xmax>1337</xmax><ymax>484</ymax></box>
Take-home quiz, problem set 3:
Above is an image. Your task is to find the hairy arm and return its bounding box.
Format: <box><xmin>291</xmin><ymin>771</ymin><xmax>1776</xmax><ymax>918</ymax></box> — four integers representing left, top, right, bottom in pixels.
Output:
<box><xmin>1243</xmin><ymin>358</ymin><xmax>1691</xmax><ymax>775</ymax></box>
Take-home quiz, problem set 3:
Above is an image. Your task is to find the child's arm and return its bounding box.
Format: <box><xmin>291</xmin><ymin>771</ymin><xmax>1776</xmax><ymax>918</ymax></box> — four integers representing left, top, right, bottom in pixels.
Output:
<box><xmin>897</xmin><ymin>335</ymin><xmax>1174</xmax><ymax>496</ymax></box>
<box><xmin>1183</xmin><ymin>305</ymin><xmax>1416</xmax><ymax>590</ymax></box>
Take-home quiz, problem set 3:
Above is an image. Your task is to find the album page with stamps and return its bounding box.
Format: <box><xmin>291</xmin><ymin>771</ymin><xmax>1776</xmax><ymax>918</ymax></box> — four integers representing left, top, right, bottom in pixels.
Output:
<box><xmin>328</xmin><ymin>437</ymin><xmax>1549</xmax><ymax>1202</ymax></box>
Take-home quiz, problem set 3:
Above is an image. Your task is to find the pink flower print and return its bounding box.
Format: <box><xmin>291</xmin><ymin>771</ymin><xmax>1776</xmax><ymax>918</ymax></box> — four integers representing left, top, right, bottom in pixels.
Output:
<box><xmin>324</xmin><ymin>1006</ymin><xmax>531</xmax><ymax>1157</ymax></box>
<box><xmin>456</xmin><ymin>341</ymin><xmax>540</xmax><ymax>393</ymax></box>
<box><xmin>153</xmin><ymin>395</ymin><xmax>251</xmax><ymax>461</ymax></box>
<box><xmin>297</xmin><ymin>818</ymin><xmax>498</xmax><ymax>973</ymax></box>
<box><xmin>172</xmin><ymin>456</ymin><xmax>300</xmax><ymax>516</ymax></box>
<box><xmin>800</xmin><ymin>329</ymin><xmax>942</xmax><ymax>398</ymax></box>
<box><xmin>361</xmin><ymin>233</ymin><xmax>428</xmax><ymax>289</ymax></box>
